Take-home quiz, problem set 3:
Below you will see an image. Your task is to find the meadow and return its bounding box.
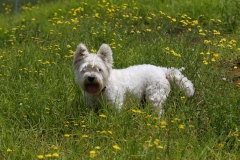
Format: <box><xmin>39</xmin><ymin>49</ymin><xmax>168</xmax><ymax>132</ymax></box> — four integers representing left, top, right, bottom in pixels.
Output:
<box><xmin>0</xmin><ymin>0</ymin><xmax>240</xmax><ymax>159</ymax></box>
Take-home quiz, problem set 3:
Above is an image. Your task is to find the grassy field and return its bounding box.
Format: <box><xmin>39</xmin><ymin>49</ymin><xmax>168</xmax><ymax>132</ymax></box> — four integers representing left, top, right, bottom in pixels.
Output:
<box><xmin>0</xmin><ymin>0</ymin><xmax>240</xmax><ymax>159</ymax></box>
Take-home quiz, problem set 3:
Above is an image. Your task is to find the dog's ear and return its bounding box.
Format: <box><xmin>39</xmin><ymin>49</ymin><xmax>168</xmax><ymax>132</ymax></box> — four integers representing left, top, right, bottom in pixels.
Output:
<box><xmin>97</xmin><ymin>44</ymin><xmax>113</xmax><ymax>68</ymax></box>
<box><xmin>73</xmin><ymin>43</ymin><xmax>89</xmax><ymax>69</ymax></box>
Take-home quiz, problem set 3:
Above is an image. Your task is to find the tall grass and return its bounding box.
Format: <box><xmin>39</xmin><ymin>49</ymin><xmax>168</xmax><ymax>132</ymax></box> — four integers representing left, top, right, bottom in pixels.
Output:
<box><xmin>0</xmin><ymin>0</ymin><xmax>240</xmax><ymax>159</ymax></box>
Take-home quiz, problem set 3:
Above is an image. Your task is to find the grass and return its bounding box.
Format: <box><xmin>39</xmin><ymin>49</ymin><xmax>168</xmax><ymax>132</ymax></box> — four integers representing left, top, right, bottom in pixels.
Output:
<box><xmin>0</xmin><ymin>0</ymin><xmax>240</xmax><ymax>159</ymax></box>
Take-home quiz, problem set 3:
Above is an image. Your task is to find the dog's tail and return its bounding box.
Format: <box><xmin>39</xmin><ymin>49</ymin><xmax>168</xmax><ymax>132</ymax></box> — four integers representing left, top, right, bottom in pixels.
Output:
<box><xmin>164</xmin><ymin>67</ymin><xmax>194</xmax><ymax>97</ymax></box>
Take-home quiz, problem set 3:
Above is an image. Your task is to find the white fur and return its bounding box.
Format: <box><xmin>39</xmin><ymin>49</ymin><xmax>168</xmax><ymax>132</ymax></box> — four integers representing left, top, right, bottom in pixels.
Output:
<box><xmin>73</xmin><ymin>43</ymin><xmax>194</xmax><ymax>117</ymax></box>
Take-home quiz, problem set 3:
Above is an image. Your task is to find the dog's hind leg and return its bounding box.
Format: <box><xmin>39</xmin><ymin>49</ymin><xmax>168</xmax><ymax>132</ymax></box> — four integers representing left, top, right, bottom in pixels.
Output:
<box><xmin>145</xmin><ymin>81</ymin><xmax>170</xmax><ymax>117</ymax></box>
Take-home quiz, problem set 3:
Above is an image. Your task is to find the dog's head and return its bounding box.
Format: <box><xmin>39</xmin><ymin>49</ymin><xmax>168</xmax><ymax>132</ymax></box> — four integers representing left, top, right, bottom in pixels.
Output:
<box><xmin>73</xmin><ymin>43</ymin><xmax>113</xmax><ymax>94</ymax></box>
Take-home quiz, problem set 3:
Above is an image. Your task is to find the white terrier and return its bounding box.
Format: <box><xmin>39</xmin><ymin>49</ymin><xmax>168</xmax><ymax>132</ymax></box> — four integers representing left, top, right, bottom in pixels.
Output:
<box><xmin>73</xmin><ymin>43</ymin><xmax>194</xmax><ymax>117</ymax></box>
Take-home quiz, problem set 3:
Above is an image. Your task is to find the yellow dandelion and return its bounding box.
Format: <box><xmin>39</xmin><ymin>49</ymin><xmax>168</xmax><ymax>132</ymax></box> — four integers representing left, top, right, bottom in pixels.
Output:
<box><xmin>157</xmin><ymin>145</ymin><xmax>164</xmax><ymax>149</ymax></box>
<box><xmin>153</xmin><ymin>139</ymin><xmax>159</xmax><ymax>145</ymax></box>
<box><xmin>113</xmin><ymin>144</ymin><xmax>121</xmax><ymax>150</ymax></box>
<box><xmin>179</xmin><ymin>124</ymin><xmax>184</xmax><ymax>129</ymax></box>
<box><xmin>37</xmin><ymin>155</ymin><xmax>44</xmax><ymax>159</ymax></box>
<box><xmin>189</xmin><ymin>124</ymin><xmax>195</xmax><ymax>128</ymax></box>
<box><xmin>45</xmin><ymin>154</ymin><xmax>52</xmax><ymax>158</ymax></box>
<box><xmin>213</xmin><ymin>30</ymin><xmax>220</xmax><ymax>35</ymax></box>
<box><xmin>220</xmin><ymin>38</ymin><xmax>226</xmax><ymax>43</ymax></box>
<box><xmin>203</xmin><ymin>60</ymin><xmax>208</xmax><ymax>65</ymax></box>
<box><xmin>52</xmin><ymin>152</ymin><xmax>59</xmax><ymax>157</ymax></box>
<box><xmin>213</xmin><ymin>53</ymin><xmax>219</xmax><ymax>58</ymax></box>
<box><xmin>218</xmin><ymin>143</ymin><xmax>224</xmax><ymax>147</ymax></box>
<box><xmin>160</xmin><ymin>121</ymin><xmax>166</xmax><ymax>126</ymax></box>
<box><xmin>95</xmin><ymin>146</ymin><xmax>101</xmax><ymax>149</ymax></box>
<box><xmin>99</xmin><ymin>114</ymin><xmax>106</xmax><ymax>118</ymax></box>
<box><xmin>51</xmin><ymin>145</ymin><xmax>58</xmax><ymax>150</ymax></box>
<box><xmin>82</xmin><ymin>134</ymin><xmax>89</xmax><ymax>138</ymax></box>
<box><xmin>234</xmin><ymin>66</ymin><xmax>238</xmax><ymax>69</ymax></box>
<box><xmin>211</xmin><ymin>58</ymin><xmax>216</xmax><ymax>62</ymax></box>
<box><xmin>148</xmin><ymin>144</ymin><xmax>153</xmax><ymax>147</ymax></box>
<box><xmin>7</xmin><ymin>148</ymin><xmax>13</xmax><ymax>152</ymax></box>
<box><xmin>89</xmin><ymin>150</ymin><xmax>96</xmax><ymax>158</ymax></box>
<box><xmin>64</xmin><ymin>134</ymin><xmax>71</xmax><ymax>137</ymax></box>
<box><xmin>199</xmin><ymin>32</ymin><xmax>206</xmax><ymax>36</ymax></box>
<box><xmin>91</xmin><ymin>49</ymin><xmax>97</xmax><ymax>52</ymax></box>
<box><xmin>204</xmin><ymin>40</ymin><xmax>211</xmax><ymax>44</ymax></box>
<box><xmin>146</xmin><ymin>29</ymin><xmax>152</xmax><ymax>32</ymax></box>
<box><xmin>233</xmin><ymin>133</ymin><xmax>239</xmax><ymax>137</ymax></box>
<box><xmin>100</xmin><ymin>130</ymin><xmax>107</xmax><ymax>134</ymax></box>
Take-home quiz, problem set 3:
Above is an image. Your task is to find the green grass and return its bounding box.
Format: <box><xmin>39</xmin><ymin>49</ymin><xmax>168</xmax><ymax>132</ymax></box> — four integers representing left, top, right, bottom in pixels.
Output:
<box><xmin>0</xmin><ymin>0</ymin><xmax>240</xmax><ymax>159</ymax></box>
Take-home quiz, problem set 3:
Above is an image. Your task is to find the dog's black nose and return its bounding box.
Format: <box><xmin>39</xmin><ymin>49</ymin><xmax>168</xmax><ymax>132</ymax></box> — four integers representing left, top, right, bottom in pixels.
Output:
<box><xmin>88</xmin><ymin>76</ymin><xmax>95</xmax><ymax>82</ymax></box>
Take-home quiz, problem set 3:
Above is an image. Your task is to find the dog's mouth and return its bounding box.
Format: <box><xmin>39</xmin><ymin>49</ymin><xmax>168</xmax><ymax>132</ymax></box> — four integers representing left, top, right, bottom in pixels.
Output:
<box><xmin>85</xmin><ymin>84</ymin><xmax>99</xmax><ymax>93</ymax></box>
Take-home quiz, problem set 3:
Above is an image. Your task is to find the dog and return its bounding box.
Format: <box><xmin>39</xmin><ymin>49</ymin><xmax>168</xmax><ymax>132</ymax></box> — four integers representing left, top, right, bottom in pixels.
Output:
<box><xmin>73</xmin><ymin>43</ymin><xmax>194</xmax><ymax>117</ymax></box>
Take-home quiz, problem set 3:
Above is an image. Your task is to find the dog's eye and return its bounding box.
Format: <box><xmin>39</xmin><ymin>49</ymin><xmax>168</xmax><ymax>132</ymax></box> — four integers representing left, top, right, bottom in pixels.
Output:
<box><xmin>98</xmin><ymin>68</ymin><xmax>102</xmax><ymax>72</ymax></box>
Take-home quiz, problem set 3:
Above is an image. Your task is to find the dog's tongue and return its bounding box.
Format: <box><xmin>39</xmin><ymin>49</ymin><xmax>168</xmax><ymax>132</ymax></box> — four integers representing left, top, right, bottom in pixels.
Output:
<box><xmin>86</xmin><ymin>84</ymin><xmax>98</xmax><ymax>93</ymax></box>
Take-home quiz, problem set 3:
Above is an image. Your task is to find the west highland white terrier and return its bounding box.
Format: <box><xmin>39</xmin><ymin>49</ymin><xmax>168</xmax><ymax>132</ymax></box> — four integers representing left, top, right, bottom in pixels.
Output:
<box><xmin>73</xmin><ymin>43</ymin><xmax>194</xmax><ymax>117</ymax></box>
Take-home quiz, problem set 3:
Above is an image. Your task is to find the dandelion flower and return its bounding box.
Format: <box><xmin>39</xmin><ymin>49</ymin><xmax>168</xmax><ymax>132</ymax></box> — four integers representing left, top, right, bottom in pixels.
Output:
<box><xmin>52</xmin><ymin>152</ymin><xmax>59</xmax><ymax>157</ymax></box>
<box><xmin>218</xmin><ymin>143</ymin><xmax>224</xmax><ymax>147</ymax></box>
<box><xmin>95</xmin><ymin>146</ymin><xmax>101</xmax><ymax>149</ymax></box>
<box><xmin>211</xmin><ymin>58</ymin><xmax>216</xmax><ymax>62</ymax></box>
<box><xmin>7</xmin><ymin>148</ymin><xmax>13</xmax><ymax>152</ymax></box>
<box><xmin>146</xmin><ymin>29</ymin><xmax>151</xmax><ymax>32</ymax></box>
<box><xmin>45</xmin><ymin>154</ymin><xmax>52</xmax><ymax>158</ymax></box>
<box><xmin>89</xmin><ymin>150</ymin><xmax>96</xmax><ymax>158</ymax></box>
<box><xmin>213</xmin><ymin>30</ymin><xmax>220</xmax><ymax>35</ymax></box>
<box><xmin>154</xmin><ymin>139</ymin><xmax>159</xmax><ymax>145</ymax></box>
<box><xmin>157</xmin><ymin>145</ymin><xmax>164</xmax><ymax>149</ymax></box>
<box><xmin>51</xmin><ymin>145</ymin><xmax>58</xmax><ymax>150</ymax></box>
<box><xmin>113</xmin><ymin>144</ymin><xmax>121</xmax><ymax>150</ymax></box>
<box><xmin>37</xmin><ymin>155</ymin><xmax>44</xmax><ymax>159</ymax></box>
<box><xmin>99</xmin><ymin>114</ymin><xmax>106</xmax><ymax>118</ymax></box>
<box><xmin>233</xmin><ymin>133</ymin><xmax>239</xmax><ymax>137</ymax></box>
<box><xmin>64</xmin><ymin>134</ymin><xmax>71</xmax><ymax>137</ymax></box>
<box><xmin>82</xmin><ymin>134</ymin><xmax>89</xmax><ymax>138</ymax></box>
<box><xmin>179</xmin><ymin>124</ymin><xmax>184</xmax><ymax>129</ymax></box>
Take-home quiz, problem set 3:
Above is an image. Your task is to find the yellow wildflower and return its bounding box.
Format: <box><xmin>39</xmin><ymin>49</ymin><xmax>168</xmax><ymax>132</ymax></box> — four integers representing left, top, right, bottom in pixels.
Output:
<box><xmin>89</xmin><ymin>150</ymin><xmax>96</xmax><ymax>158</ymax></box>
<box><xmin>157</xmin><ymin>145</ymin><xmax>164</xmax><ymax>149</ymax></box>
<box><xmin>7</xmin><ymin>148</ymin><xmax>13</xmax><ymax>152</ymax></box>
<box><xmin>179</xmin><ymin>124</ymin><xmax>184</xmax><ymax>129</ymax></box>
<box><xmin>64</xmin><ymin>134</ymin><xmax>71</xmax><ymax>137</ymax></box>
<box><xmin>82</xmin><ymin>134</ymin><xmax>89</xmax><ymax>138</ymax></box>
<box><xmin>99</xmin><ymin>114</ymin><xmax>106</xmax><ymax>118</ymax></box>
<box><xmin>37</xmin><ymin>155</ymin><xmax>44</xmax><ymax>159</ymax></box>
<box><xmin>113</xmin><ymin>144</ymin><xmax>121</xmax><ymax>150</ymax></box>
<box><xmin>45</xmin><ymin>154</ymin><xmax>52</xmax><ymax>158</ymax></box>
<box><xmin>52</xmin><ymin>152</ymin><xmax>59</xmax><ymax>157</ymax></box>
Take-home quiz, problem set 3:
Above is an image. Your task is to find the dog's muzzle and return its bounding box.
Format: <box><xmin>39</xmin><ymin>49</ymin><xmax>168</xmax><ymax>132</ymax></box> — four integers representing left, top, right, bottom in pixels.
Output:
<box><xmin>84</xmin><ymin>76</ymin><xmax>100</xmax><ymax>93</ymax></box>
